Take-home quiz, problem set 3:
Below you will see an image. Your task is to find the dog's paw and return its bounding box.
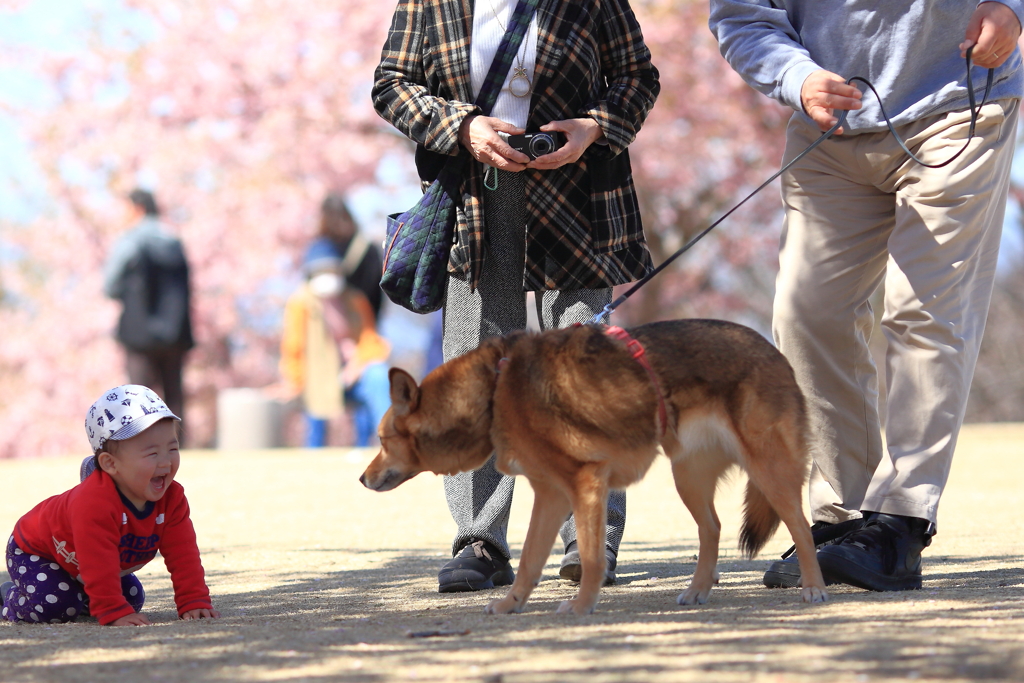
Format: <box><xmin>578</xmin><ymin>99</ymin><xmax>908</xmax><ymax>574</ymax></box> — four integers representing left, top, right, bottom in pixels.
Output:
<box><xmin>676</xmin><ymin>586</ymin><xmax>712</xmax><ymax>606</ymax></box>
<box><xmin>484</xmin><ymin>596</ymin><xmax>523</xmax><ymax>615</ymax></box>
<box><xmin>800</xmin><ymin>586</ymin><xmax>829</xmax><ymax>604</ymax></box>
<box><xmin>555</xmin><ymin>599</ymin><xmax>594</xmax><ymax>616</ymax></box>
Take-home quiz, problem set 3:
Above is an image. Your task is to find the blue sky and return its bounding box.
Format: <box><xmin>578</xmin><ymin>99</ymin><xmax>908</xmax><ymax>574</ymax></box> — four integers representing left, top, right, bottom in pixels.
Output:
<box><xmin>0</xmin><ymin>0</ymin><xmax>103</xmax><ymax>222</ymax></box>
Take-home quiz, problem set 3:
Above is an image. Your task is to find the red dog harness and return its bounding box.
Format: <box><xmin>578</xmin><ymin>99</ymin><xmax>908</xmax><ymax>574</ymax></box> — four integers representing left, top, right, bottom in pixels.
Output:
<box><xmin>602</xmin><ymin>325</ymin><xmax>668</xmax><ymax>438</ymax></box>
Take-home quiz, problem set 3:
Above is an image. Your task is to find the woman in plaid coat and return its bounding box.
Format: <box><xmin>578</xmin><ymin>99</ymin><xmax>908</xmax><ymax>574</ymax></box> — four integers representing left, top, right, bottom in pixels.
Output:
<box><xmin>372</xmin><ymin>0</ymin><xmax>660</xmax><ymax>593</ymax></box>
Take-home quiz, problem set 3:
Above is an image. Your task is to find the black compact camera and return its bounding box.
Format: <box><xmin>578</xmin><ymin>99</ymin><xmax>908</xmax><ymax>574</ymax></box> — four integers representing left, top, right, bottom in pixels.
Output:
<box><xmin>507</xmin><ymin>131</ymin><xmax>566</xmax><ymax>160</ymax></box>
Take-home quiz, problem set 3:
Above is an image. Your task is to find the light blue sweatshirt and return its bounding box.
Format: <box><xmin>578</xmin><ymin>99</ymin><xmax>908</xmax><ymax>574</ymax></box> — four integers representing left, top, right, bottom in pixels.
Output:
<box><xmin>710</xmin><ymin>0</ymin><xmax>1024</xmax><ymax>134</ymax></box>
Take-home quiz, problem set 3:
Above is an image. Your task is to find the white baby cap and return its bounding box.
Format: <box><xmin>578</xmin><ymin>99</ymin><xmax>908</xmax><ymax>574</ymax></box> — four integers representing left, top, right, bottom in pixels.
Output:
<box><xmin>85</xmin><ymin>384</ymin><xmax>180</xmax><ymax>453</ymax></box>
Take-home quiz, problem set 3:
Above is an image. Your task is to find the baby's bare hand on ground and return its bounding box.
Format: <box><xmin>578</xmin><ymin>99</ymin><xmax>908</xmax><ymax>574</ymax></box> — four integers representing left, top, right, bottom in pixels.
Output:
<box><xmin>110</xmin><ymin>613</ymin><xmax>153</xmax><ymax>626</ymax></box>
<box><xmin>180</xmin><ymin>608</ymin><xmax>221</xmax><ymax>620</ymax></box>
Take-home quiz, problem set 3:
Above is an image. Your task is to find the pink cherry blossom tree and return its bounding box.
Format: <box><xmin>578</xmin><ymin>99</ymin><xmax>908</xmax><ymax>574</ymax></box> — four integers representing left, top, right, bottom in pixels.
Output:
<box><xmin>0</xmin><ymin>0</ymin><xmax>400</xmax><ymax>455</ymax></box>
<box><xmin>0</xmin><ymin>0</ymin><xmax>794</xmax><ymax>457</ymax></box>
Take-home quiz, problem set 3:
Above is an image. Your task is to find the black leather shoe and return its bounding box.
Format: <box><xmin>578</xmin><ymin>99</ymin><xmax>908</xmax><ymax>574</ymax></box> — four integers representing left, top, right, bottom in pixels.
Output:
<box><xmin>816</xmin><ymin>512</ymin><xmax>932</xmax><ymax>591</ymax></box>
<box><xmin>559</xmin><ymin>541</ymin><xmax>617</xmax><ymax>585</ymax></box>
<box><xmin>763</xmin><ymin>519</ymin><xmax>864</xmax><ymax>588</ymax></box>
<box><xmin>438</xmin><ymin>539</ymin><xmax>515</xmax><ymax>593</ymax></box>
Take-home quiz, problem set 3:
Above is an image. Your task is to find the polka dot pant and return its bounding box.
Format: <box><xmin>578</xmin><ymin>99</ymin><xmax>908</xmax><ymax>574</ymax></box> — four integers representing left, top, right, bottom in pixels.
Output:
<box><xmin>3</xmin><ymin>535</ymin><xmax>145</xmax><ymax>623</ymax></box>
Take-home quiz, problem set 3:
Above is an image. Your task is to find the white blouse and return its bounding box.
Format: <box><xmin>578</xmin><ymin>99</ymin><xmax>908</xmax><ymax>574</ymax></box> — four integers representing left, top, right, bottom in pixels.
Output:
<box><xmin>469</xmin><ymin>0</ymin><xmax>539</xmax><ymax>129</ymax></box>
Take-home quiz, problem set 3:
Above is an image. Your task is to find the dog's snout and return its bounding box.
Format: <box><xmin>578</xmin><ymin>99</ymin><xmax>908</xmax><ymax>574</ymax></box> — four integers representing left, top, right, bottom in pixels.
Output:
<box><xmin>358</xmin><ymin>472</ymin><xmax>368</xmax><ymax>487</ymax></box>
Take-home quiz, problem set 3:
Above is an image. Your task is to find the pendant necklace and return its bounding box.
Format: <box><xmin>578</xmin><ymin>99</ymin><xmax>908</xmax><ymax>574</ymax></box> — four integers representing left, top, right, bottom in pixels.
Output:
<box><xmin>489</xmin><ymin>0</ymin><xmax>532</xmax><ymax>98</ymax></box>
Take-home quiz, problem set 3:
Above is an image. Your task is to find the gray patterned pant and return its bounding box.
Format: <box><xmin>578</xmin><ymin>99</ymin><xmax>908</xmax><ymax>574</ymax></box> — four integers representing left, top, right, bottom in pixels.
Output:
<box><xmin>441</xmin><ymin>169</ymin><xmax>626</xmax><ymax>561</ymax></box>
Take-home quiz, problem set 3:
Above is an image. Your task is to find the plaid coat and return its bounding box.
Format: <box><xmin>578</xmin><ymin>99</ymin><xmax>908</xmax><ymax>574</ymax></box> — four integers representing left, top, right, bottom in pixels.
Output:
<box><xmin>372</xmin><ymin>0</ymin><xmax>660</xmax><ymax>292</ymax></box>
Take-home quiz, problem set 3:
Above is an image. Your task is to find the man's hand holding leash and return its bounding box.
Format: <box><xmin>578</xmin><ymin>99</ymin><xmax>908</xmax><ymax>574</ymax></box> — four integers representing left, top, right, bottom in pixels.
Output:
<box><xmin>960</xmin><ymin>1</ymin><xmax>1022</xmax><ymax>68</ymax></box>
<box><xmin>800</xmin><ymin>70</ymin><xmax>863</xmax><ymax>134</ymax></box>
<box><xmin>802</xmin><ymin>2</ymin><xmax>1021</xmax><ymax>136</ymax></box>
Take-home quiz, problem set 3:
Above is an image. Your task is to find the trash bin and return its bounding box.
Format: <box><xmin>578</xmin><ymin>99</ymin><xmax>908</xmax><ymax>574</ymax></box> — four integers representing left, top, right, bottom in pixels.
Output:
<box><xmin>216</xmin><ymin>388</ymin><xmax>284</xmax><ymax>449</ymax></box>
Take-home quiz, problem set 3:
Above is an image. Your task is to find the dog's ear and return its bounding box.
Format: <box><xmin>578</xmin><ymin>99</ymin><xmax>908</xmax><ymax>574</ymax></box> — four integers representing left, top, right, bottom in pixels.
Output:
<box><xmin>389</xmin><ymin>368</ymin><xmax>420</xmax><ymax>416</ymax></box>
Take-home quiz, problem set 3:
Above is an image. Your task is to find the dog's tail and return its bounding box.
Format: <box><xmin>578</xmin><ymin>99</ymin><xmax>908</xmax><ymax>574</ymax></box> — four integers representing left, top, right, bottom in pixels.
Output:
<box><xmin>739</xmin><ymin>480</ymin><xmax>781</xmax><ymax>558</ymax></box>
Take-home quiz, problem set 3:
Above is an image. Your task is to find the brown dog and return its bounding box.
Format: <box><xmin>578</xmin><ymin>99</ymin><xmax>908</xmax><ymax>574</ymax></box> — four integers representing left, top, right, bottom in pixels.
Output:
<box><xmin>360</xmin><ymin>320</ymin><xmax>827</xmax><ymax>614</ymax></box>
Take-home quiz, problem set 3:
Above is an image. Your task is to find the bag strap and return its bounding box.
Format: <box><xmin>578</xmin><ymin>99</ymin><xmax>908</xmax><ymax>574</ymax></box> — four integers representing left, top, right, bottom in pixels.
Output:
<box><xmin>472</xmin><ymin>0</ymin><xmax>542</xmax><ymax>116</ymax></box>
<box><xmin>428</xmin><ymin>0</ymin><xmax>541</xmax><ymax>188</ymax></box>
<box><xmin>339</xmin><ymin>233</ymin><xmax>370</xmax><ymax>277</ymax></box>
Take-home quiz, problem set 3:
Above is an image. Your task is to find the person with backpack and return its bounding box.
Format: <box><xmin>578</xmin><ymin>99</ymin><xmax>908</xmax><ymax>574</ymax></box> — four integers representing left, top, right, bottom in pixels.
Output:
<box><xmin>103</xmin><ymin>189</ymin><xmax>194</xmax><ymax>425</ymax></box>
<box><xmin>312</xmin><ymin>193</ymin><xmax>384</xmax><ymax>320</ymax></box>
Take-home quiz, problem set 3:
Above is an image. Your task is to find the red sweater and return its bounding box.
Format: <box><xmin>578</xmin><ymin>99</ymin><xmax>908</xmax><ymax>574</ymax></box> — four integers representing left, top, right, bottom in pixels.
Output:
<box><xmin>14</xmin><ymin>470</ymin><xmax>212</xmax><ymax>625</ymax></box>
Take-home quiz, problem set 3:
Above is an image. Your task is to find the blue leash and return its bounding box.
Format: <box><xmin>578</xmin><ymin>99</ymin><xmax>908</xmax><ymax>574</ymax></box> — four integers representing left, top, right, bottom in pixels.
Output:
<box><xmin>590</xmin><ymin>49</ymin><xmax>994</xmax><ymax>325</ymax></box>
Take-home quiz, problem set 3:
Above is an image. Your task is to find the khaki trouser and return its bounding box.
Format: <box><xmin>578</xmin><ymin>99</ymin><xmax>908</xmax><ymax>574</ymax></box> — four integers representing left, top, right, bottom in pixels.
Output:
<box><xmin>775</xmin><ymin>99</ymin><xmax>1019</xmax><ymax>527</ymax></box>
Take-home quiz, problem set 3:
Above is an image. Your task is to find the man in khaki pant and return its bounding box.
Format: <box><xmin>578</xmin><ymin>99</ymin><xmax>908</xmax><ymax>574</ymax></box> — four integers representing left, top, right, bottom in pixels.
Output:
<box><xmin>711</xmin><ymin>0</ymin><xmax>1022</xmax><ymax>591</ymax></box>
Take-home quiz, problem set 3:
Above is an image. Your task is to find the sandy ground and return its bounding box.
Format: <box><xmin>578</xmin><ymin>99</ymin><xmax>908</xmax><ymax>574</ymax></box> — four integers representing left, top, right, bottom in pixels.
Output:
<box><xmin>1</xmin><ymin>423</ymin><xmax>1023</xmax><ymax>682</ymax></box>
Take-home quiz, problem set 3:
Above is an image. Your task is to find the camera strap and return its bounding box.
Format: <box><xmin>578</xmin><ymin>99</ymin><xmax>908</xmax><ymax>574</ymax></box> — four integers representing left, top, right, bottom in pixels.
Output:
<box><xmin>473</xmin><ymin>0</ymin><xmax>541</xmax><ymax>192</ymax></box>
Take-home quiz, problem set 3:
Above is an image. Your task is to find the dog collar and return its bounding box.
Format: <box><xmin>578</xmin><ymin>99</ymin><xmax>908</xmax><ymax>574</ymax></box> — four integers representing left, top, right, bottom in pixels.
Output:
<box><xmin>603</xmin><ymin>325</ymin><xmax>669</xmax><ymax>439</ymax></box>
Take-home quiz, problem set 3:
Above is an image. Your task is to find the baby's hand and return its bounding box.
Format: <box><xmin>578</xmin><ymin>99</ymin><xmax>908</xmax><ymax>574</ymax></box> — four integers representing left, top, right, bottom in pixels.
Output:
<box><xmin>180</xmin><ymin>608</ymin><xmax>221</xmax><ymax>621</ymax></box>
<box><xmin>110</xmin><ymin>613</ymin><xmax>152</xmax><ymax>626</ymax></box>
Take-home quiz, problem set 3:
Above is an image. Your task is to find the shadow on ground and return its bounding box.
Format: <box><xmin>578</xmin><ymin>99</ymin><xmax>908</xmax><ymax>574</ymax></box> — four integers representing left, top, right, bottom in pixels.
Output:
<box><xmin>5</xmin><ymin>542</ymin><xmax>1024</xmax><ymax>682</ymax></box>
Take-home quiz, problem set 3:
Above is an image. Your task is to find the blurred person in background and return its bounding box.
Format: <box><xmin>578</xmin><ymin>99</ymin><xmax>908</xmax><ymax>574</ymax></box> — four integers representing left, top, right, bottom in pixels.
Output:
<box><xmin>103</xmin><ymin>189</ymin><xmax>193</xmax><ymax>426</ymax></box>
<box><xmin>279</xmin><ymin>240</ymin><xmax>391</xmax><ymax>448</ymax></box>
<box><xmin>309</xmin><ymin>193</ymin><xmax>384</xmax><ymax>319</ymax></box>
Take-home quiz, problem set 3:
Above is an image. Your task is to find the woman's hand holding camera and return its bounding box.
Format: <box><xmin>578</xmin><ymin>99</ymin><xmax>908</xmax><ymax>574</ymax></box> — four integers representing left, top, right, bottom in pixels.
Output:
<box><xmin>526</xmin><ymin>118</ymin><xmax>604</xmax><ymax>170</ymax></box>
<box><xmin>459</xmin><ymin>114</ymin><xmax>605</xmax><ymax>172</ymax></box>
<box><xmin>459</xmin><ymin>115</ymin><xmax>530</xmax><ymax>171</ymax></box>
